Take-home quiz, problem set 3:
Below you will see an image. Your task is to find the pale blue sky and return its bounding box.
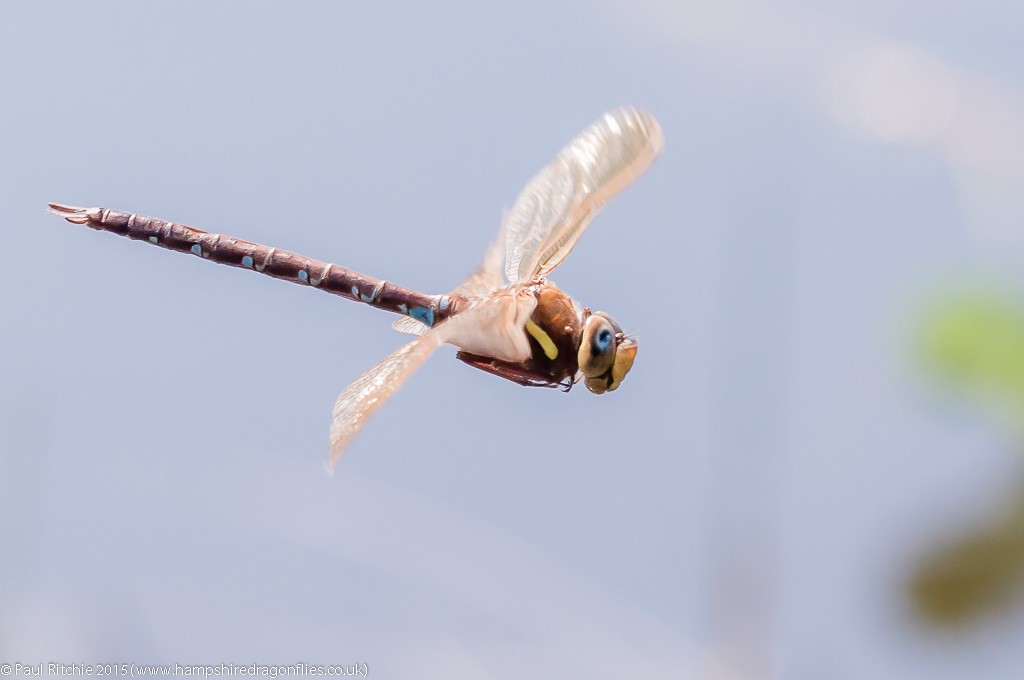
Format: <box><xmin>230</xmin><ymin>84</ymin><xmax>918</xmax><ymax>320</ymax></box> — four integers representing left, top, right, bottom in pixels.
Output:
<box><xmin>3</xmin><ymin>2</ymin><xmax>1023</xmax><ymax>678</ymax></box>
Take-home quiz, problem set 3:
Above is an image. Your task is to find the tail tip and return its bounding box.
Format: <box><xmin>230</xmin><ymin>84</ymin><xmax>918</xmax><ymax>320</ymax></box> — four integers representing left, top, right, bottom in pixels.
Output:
<box><xmin>47</xmin><ymin>202</ymin><xmax>96</xmax><ymax>224</ymax></box>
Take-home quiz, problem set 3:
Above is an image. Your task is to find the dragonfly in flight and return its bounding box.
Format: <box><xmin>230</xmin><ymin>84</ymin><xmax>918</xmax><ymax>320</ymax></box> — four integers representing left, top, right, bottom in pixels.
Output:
<box><xmin>49</xmin><ymin>107</ymin><xmax>663</xmax><ymax>469</ymax></box>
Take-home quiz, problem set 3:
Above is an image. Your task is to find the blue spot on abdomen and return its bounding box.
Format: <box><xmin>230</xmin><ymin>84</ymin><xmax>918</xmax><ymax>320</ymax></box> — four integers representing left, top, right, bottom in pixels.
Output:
<box><xmin>241</xmin><ymin>255</ymin><xmax>254</xmax><ymax>269</ymax></box>
<box><xmin>408</xmin><ymin>306</ymin><xmax>434</xmax><ymax>327</ymax></box>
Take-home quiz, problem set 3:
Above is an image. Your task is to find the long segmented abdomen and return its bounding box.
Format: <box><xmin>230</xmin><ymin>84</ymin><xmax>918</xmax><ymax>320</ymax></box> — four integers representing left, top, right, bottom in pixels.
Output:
<box><xmin>48</xmin><ymin>203</ymin><xmax>467</xmax><ymax>326</ymax></box>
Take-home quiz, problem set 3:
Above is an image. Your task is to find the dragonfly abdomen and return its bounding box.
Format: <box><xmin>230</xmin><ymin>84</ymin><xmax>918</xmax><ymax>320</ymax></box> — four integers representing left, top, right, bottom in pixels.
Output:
<box><xmin>48</xmin><ymin>203</ymin><xmax>467</xmax><ymax>325</ymax></box>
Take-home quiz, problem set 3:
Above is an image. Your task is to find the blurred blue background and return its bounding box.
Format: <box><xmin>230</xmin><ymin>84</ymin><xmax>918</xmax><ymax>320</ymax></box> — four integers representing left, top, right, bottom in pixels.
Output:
<box><xmin>3</xmin><ymin>1</ymin><xmax>1023</xmax><ymax>677</ymax></box>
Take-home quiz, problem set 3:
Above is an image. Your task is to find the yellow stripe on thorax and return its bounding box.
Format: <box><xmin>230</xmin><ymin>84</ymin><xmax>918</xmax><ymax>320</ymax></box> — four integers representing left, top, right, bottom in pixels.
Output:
<box><xmin>525</xmin><ymin>319</ymin><xmax>559</xmax><ymax>360</ymax></box>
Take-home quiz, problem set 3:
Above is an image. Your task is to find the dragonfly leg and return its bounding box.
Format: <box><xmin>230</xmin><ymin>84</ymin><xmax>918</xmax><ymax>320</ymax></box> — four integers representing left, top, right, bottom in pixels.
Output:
<box><xmin>455</xmin><ymin>351</ymin><xmax>563</xmax><ymax>389</ymax></box>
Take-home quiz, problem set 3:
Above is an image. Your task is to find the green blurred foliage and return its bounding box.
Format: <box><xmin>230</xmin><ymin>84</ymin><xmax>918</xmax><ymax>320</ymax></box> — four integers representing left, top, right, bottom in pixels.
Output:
<box><xmin>911</xmin><ymin>291</ymin><xmax>1024</xmax><ymax>626</ymax></box>
<box><xmin>920</xmin><ymin>292</ymin><xmax>1024</xmax><ymax>418</ymax></box>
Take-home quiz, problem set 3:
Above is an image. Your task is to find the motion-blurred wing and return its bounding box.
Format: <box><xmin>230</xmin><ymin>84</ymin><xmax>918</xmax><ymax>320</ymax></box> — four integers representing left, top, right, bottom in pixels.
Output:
<box><xmin>327</xmin><ymin>333</ymin><xmax>442</xmax><ymax>469</ymax></box>
<box><xmin>503</xmin><ymin>107</ymin><xmax>663</xmax><ymax>283</ymax></box>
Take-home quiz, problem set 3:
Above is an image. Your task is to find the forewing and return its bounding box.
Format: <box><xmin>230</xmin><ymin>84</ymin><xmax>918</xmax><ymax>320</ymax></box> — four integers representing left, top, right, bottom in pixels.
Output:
<box><xmin>327</xmin><ymin>333</ymin><xmax>442</xmax><ymax>469</ymax></box>
<box><xmin>503</xmin><ymin>107</ymin><xmax>663</xmax><ymax>282</ymax></box>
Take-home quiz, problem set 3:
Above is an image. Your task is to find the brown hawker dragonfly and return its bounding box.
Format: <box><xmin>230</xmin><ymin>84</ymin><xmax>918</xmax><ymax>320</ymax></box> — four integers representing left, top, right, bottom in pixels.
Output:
<box><xmin>49</xmin><ymin>107</ymin><xmax>663</xmax><ymax>469</ymax></box>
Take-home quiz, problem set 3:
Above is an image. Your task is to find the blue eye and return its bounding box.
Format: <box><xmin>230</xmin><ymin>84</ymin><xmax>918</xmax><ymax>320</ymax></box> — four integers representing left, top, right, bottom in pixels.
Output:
<box><xmin>596</xmin><ymin>328</ymin><xmax>613</xmax><ymax>351</ymax></box>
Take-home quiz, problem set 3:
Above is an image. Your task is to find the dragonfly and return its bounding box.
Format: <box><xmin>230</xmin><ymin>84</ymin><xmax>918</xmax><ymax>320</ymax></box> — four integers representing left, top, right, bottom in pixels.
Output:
<box><xmin>49</xmin><ymin>107</ymin><xmax>663</xmax><ymax>469</ymax></box>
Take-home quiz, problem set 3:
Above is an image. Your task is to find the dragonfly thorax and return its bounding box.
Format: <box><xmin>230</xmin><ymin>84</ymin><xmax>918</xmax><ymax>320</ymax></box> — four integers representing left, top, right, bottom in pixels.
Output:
<box><xmin>521</xmin><ymin>283</ymin><xmax>583</xmax><ymax>385</ymax></box>
<box><xmin>451</xmin><ymin>282</ymin><xmax>583</xmax><ymax>389</ymax></box>
<box><xmin>451</xmin><ymin>283</ymin><xmax>636</xmax><ymax>393</ymax></box>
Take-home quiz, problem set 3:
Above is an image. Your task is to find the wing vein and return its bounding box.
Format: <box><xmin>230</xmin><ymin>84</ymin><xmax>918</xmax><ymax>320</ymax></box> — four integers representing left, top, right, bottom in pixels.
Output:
<box><xmin>503</xmin><ymin>107</ymin><xmax>663</xmax><ymax>283</ymax></box>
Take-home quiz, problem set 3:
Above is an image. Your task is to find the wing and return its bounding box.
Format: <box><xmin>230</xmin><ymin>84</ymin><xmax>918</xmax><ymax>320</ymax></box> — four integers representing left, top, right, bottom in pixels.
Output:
<box><xmin>331</xmin><ymin>292</ymin><xmax>533</xmax><ymax>467</ymax></box>
<box><xmin>503</xmin><ymin>107</ymin><xmax>663</xmax><ymax>283</ymax></box>
<box><xmin>391</xmin><ymin>316</ymin><xmax>430</xmax><ymax>336</ymax></box>
<box><xmin>327</xmin><ymin>333</ymin><xmax>443</xmax><ymax>469</ymax></box>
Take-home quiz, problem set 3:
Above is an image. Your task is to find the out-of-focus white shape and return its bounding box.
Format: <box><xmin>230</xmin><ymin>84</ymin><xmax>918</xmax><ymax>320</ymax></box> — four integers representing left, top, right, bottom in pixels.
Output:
<box><xmin>603</xmin><ymin>0</ymin><xmax>844</xmax><ymax>87</ymax></box>
<box><xmin>606</xmin><ymin>0</ymin><xmax>1024</xmax><ymax>250</ymax></box>
<box><xmin>828</xmin><ymin>44</ymin><xmax>960</xmax><ymax>146</ymax></box>
<box><xmin>838</xmin><ymin>54</ymin><xmax>1024</xmax><ymax>247</ymax></box>
<box><xmin>944</xmin><ymin>77</ymin><xmax>1024</xmax><ymax>182</ymax></box>
<box><xmin>826</xmin><ymin>41</ymin><xmax>1024</xmax><ymax>249</ymax></box>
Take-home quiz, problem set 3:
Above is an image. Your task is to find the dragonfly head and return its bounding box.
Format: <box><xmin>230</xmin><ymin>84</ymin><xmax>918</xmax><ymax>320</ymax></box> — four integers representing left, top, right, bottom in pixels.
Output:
<box><xmin>578</xmin><ymin>311</ymin><xmax>637</xmax><ymax>394</ymax></box>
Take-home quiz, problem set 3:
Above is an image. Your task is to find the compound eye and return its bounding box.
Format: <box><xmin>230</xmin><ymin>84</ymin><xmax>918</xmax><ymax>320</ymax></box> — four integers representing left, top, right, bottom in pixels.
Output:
<box><xmin>577</xmin><ymin>311</ymin><xmax>636</xmax><ymax>394</ymax></box>
<box><xmin>578</xmin><ymin>314</ymin><xmax>617</xmax><ymax>380</ymax></box>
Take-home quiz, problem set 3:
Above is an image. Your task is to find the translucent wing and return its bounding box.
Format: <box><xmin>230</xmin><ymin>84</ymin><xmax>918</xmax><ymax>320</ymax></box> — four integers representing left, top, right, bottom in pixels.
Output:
<box><xmin>503</xmin><ymin>107</ymin><xmax>663</xmax><ymax>283</ymax></box>
<box><xmin>391</xmin><ymin>316</ymin><xmax>430</xmax><ymax>336</ymax></box>
<box><xmin>331</xmin><ymin>292</ymin><xmax>531</xmax><ymax>467</ymax></box>
<box><xmin>327</xmin><ymin>333</ymin><xmax>443</xmax><ymax>469</ymax></box>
